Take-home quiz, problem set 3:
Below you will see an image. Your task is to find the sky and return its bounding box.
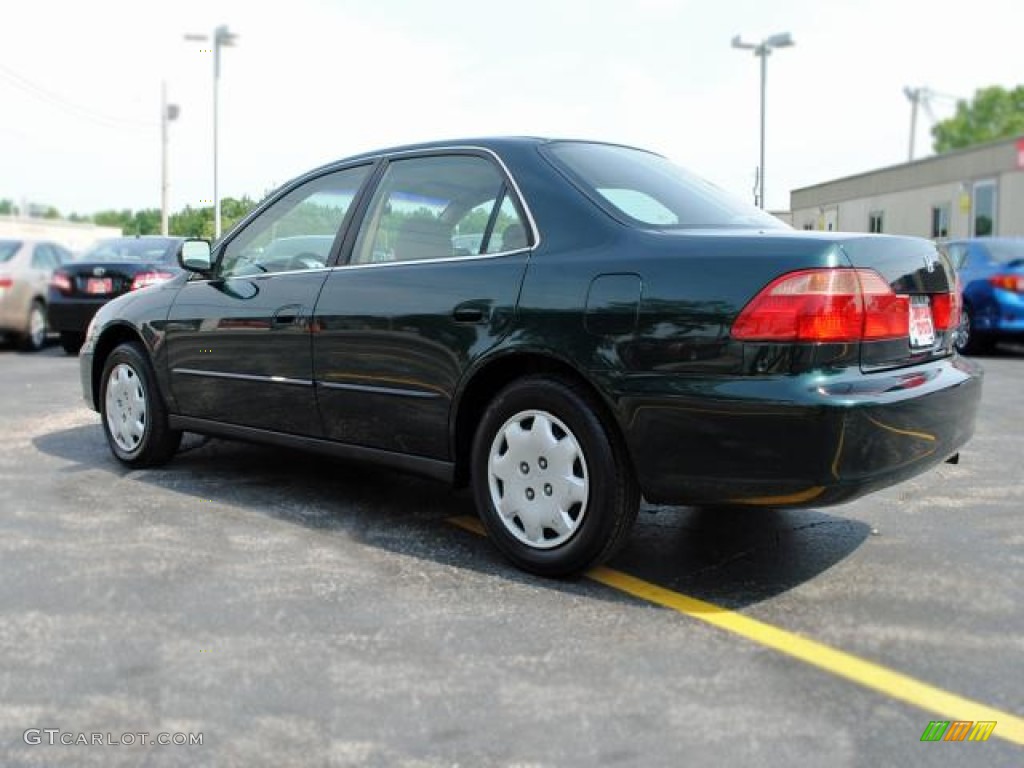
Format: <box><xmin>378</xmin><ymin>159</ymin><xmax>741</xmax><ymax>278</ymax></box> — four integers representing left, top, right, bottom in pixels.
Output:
<box><xmin>1</xmin><ymin>0</ymin><xmax>1021</xmax><ymax>216</ymax></box>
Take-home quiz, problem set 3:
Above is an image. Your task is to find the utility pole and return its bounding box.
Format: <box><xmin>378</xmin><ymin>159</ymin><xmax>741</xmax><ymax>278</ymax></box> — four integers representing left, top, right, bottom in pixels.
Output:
<box><xmin>160</xmin><ymin>81</ymin><xmax>180</xmax><ymax>236</ymax></box>
<box><xmin>732</xmin><ymin>32</ymin><xmax>795</xmax><ymax>210</ymax></box>
<box><xmin>185</xmin><ymin>25</ymin><xmax>237</xmax><ymax>240</ymax></box>
<box><xmin>904</xmin><ymin>86</ymin><xmax>922</xmax><ymax>162</ymax></box>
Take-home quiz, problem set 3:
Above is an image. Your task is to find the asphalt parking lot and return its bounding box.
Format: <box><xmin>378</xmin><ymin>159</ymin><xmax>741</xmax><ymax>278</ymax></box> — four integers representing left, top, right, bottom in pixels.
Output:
<box><xmin>1</xmin><ymin>339</ymin><xmax>1021</xmax><ymax>767</ymax></box>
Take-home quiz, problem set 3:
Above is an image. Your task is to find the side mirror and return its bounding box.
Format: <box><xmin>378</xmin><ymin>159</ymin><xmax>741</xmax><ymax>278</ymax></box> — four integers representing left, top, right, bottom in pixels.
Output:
<box><xmin>178</xmin><ymin>239</ymin><xmax>213</xmax><ymax>274</ymax></box>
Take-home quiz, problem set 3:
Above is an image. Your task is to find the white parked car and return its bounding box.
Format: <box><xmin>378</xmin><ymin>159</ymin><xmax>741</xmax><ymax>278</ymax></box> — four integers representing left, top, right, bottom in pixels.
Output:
<box><xmin>0</xmin><ymin>239</ymin><xmax>71</xmax><ymax>350</ymax></box>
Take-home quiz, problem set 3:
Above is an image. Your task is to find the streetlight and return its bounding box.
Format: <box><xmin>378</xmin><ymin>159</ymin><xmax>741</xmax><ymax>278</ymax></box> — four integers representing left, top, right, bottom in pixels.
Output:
<box><xmin>184</xmin><ymin>24</ymin><xmax>238</xmax><ymax>239</ymax></box>
<box><xmin>731</xmin><ymin>32</ymin><xmax>794</xmax><ymax>209</ymax></box>
<box><xmin>161</xmin><ymin>81</ymin><xmax>180</xmax><ymax>236</ymax></box>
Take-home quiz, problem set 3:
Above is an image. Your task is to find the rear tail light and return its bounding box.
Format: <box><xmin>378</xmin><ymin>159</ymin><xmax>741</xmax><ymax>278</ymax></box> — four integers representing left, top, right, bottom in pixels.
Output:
<box><xmin>989</xmin><ymin>274</ymin><xmax>1024</xmax><ymax>293</ymax></box>
<box><xmin>130</xmin><ymin>271</ymin><xmax>175</xmax><ymax>291</ymax></box>
<box><xmin>50</xmin><ymin>271</ymin><xmax>73</xmax><ymax>294</ymax></box>
<box><xmin>731</xmin><ymin>268</ymin><xmax>909</xmax><ymax>342</ymax></box>
<box><xmin>0</xmin><ymin>276</ymin><xmax>12</xmax><ymax>289</ymax></box>
<box><xmin>931</xmin><ymin>273</ymin><xmax>962</xmax><ymax>331</ymax></box>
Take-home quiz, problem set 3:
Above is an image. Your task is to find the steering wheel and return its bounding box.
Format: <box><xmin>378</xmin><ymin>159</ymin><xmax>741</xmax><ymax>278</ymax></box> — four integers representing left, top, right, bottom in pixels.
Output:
<box><xmin>288</xmin><ymin>252</ymin><xmax>325</xmax><ymax>271</ymax></box>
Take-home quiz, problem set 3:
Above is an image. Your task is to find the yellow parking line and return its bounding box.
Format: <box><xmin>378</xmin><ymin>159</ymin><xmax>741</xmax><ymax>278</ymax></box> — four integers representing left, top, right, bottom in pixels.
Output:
<box><xmin>448</xmin><ymin>515</ymin><xmax>1024</xmax><ymax>746</ymax></box>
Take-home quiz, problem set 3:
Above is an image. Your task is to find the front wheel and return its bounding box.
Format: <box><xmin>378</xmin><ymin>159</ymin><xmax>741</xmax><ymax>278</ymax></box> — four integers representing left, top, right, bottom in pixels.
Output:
<box><xmin>471</xmin><ymin>376</ymin><xmax>640</xmax><ymax>577</ymax></box>
<box><xmin>99</xmin><ymin>342</ymin><xmax>182</xmax><ymax>467</ymax></box>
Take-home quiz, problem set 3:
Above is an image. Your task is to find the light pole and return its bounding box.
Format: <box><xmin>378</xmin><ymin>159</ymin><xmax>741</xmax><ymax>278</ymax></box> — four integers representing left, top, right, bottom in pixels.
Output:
<box><xmin>184</xmin><ymin>24</ymin><xmax>238</xmax><ymax>239</ymax></box>
<box><xmin>160</xmin><ymin>81</ymin><xmax>180</xmax><ymax>236</ymax></box>
<box><xmin>731</xmin><ymin>32</ymin><xmax>794</xmax><ymax>209</ymax></box>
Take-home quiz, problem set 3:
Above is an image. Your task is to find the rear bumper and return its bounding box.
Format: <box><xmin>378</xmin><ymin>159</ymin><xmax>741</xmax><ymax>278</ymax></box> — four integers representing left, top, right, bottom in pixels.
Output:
<box><xmin>47</xmin><ymin>294</ymin><xmax>107</xmax><ymax>334</ymax></box>
<box><xmin>612</xmin><ymin>356</ymin><xmax>983</xmax><ymax>507</ymax></box>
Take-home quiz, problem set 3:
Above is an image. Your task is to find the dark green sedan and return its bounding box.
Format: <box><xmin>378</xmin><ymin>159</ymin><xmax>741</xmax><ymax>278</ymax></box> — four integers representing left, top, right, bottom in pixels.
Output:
<box><xmin>80</xmin><ymin>138</ymin><xmax>982</xmax><ymax>576</ymax></box>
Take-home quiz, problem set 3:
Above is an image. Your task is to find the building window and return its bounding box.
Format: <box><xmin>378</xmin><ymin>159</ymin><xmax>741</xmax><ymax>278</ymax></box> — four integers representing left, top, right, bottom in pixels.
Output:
<box><xmin>972</xmin><ymin>181</ymin><xmax>996</xmax><ymax>237</ymax></box>
<box><xmin>868</xmin><ymin>211</ymin><xmax>884</xmax><ymax>233</ymax></box>
<box><xmin>930</xmin><ymin>204</ymin><xmax>950</xmax><ymax>238</ymax></box>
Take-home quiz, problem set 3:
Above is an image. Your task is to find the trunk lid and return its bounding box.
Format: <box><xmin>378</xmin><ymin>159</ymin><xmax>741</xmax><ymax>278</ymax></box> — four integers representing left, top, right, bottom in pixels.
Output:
<box><xmin>57</xmin><ymin>260</ymin><xmax>169</xmax><ymax>299</ymax></box>
<box><xmin>838</xmin><ymin>236</ymin><xmax>958</xmax><ymax>371</ymax></box>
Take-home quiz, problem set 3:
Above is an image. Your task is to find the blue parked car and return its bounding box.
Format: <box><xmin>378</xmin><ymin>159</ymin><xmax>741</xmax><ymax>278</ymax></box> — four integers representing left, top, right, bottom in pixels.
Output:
<box><xmin>941</xmin><ymin>238</ymin><xmax>1024</xmax><ymax>354</ymax></box>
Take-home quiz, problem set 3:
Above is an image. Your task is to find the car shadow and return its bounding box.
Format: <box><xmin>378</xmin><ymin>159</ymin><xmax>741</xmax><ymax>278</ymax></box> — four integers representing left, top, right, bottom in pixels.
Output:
<box><xmin>34</xmin><ymin>425</ymin><xmax>871</xmax><ymax>610</ymax></box>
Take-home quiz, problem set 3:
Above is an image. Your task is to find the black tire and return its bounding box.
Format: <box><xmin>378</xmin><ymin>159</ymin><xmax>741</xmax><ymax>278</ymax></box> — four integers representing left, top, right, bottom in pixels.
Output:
<box><xmin>470</xmin><ymin>375</ymin><xmax>640</xmax><ymax>577</ymax></box>
<box><xmin>955</xmin><ymin>304</ymin><xmax>994</xmax><ymax>355</ymax></box>
<box><xmin>99</xmin><ymin>342</ymin><xmax>182</xmax><ymax>467</ymax></box>
<box><xmin>60</xmin><ymin>331</ymin><xmax>84</xmax><ymax>356</ymax></box>
<box><xmin>19</xmin><ymin>300</ymin><xmax>47</xmax><ymax>352</ymax></box>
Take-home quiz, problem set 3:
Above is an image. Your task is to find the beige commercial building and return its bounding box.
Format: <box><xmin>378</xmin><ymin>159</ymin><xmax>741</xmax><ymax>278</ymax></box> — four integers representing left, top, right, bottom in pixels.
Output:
<box><xmin>0</xmin><ymin>215</ymin><xmax>121</xmax><ymax>252</ymax></box>
<box><xmin>790</xmin><ymin>134</ymin><xmax>1024</xmax><ymax>239</ymax></box>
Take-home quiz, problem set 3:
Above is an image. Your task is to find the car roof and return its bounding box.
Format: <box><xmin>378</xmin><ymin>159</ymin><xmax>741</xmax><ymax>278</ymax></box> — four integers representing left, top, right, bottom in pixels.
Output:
<box><xmin>309</xmin><ymin>136</ymin><xmax>662</xmax><ymax>169</ymax></box>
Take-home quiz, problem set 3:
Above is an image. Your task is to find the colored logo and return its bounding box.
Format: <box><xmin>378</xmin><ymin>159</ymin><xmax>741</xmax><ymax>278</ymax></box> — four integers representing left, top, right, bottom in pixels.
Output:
<box><xmin>920</xmin><ymin>720</ymin><xmax>996</xmax><ymax>742</ymax></box>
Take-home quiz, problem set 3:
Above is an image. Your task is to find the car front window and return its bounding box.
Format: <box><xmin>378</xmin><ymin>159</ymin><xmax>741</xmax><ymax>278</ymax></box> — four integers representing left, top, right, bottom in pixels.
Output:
<box><xmin>219</xmin><ymin>165</ymin><xmax>370</xmax><ymax>277</ymax></box>
<box><xmin>544</xmin><ymin>142</ymin><xmax>786</xmax><ymax>231</ymax></box>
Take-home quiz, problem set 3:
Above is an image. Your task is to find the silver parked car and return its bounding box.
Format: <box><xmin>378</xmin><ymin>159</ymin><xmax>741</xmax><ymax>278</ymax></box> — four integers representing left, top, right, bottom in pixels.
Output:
<box><xmin>0</xmin><ymin>239</ymin><xmax>71</xmax><ymax>351</ymax></box>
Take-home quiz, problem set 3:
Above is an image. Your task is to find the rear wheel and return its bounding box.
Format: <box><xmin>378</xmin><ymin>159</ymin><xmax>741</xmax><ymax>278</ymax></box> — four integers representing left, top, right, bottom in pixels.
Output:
<box><xmin>955</xmin><ymin>304</ymin><xmax>994</xmax><ymax>355</ymax></box>
<box><xmin>99</xmin><ymin>342</ymin><xmax>182</xmax><ymax>467</ymax></box>
<box><xmin>60</xmin><ymin>331</ymin><xmax>84</xmax><ymax>356</ymax></box>
<box><xmin>19</xmin><ymin>301</ymin><xmax>47</xmax><ymax>352</ymax></box>
<box><xmin>471</xmin><ymin>376</ymin><xmax>639</xmax><ymax>577</ymax></box>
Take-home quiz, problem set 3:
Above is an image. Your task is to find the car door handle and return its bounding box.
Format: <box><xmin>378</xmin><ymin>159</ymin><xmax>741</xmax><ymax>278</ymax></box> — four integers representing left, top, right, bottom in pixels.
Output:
<box><xmin>454</xmin><ymin>301</ymin><xmax>489</xmax><ymax>325</ymax></box>
<box><xmin>453</xmin><ymin>303</ymin><xmax>489</xmax><ymax>323</ymax></box>
<box><xmin>272</xmin><ymin>304</ymin><xmax>305</xmax><ymax>327</ymax></box>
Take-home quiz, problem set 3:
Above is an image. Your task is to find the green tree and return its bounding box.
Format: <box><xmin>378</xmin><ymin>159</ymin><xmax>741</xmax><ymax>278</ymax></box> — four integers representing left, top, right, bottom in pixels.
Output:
<box><xmin>93</xmin><ymin>209</ymin><xmax>134</xmax><ymax>231</ymax></box>
<box><xmin>0</xmin><ymin>199</ymin><xmax>18</xmax><ymax>216</ymax></box>
<box><xmin>932</xmin><ymin>85</ymin><xmax>1024</xmax><ymax>153</ymax></box>
<box><xmin>168</xmin><ymin>205</ymin><xmax>213</xmax><ymax>238</ymax></box>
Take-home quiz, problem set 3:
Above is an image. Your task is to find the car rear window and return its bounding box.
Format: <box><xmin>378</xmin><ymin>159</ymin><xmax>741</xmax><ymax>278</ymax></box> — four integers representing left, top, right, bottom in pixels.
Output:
<box><xmin>80</xmin><ymin>239</ymin><xmax>176</xmax><ymax>262</ymax></box>
<box><xmin>543</xmin><ymin>142</ymin><xmax>786</xmax><ymax>231</ymax></box>
<box><xmin>0</xmin><ymin>240</ymin><xmax>21</xmax><ymax>263</ymax></box>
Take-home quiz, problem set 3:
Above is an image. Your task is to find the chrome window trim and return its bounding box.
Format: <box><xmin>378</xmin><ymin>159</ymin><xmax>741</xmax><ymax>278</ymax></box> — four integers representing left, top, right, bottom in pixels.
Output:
<box><xmin>172</xmin><ymin>368</ymin><xmax>313</xmax><ymax>387</ymax></box>
<box><xmin>194</xmin><ymin>144</ymin><xmax>541</xmax><ymax>280</ymax></box>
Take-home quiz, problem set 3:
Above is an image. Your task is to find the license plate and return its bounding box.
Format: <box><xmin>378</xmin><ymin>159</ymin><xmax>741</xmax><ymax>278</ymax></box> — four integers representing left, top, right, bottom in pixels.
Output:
<box><xmin>86</xmin><ymin>277</ymin><xmax>113</xmax><ymax>295</ymax></box>
<box><xmin>909</xmin><ymin>296</ymin><xmax>935</xmax><ymax>348</ymax></box>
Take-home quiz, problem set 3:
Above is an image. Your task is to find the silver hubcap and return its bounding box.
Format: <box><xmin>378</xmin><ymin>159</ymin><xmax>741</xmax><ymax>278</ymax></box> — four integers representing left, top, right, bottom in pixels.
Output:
<box><xmin>487</xmin><ymin>409</ymin><xmax>589</xmax><ymax>549</ymax></box>
<box><xmin>105</xmin><ymin>363</ymin><xmax>147</xmax><ymax>452</ymax></box>
<box><xmin>29</xmin><ymin>305</ymin><xmax>45</xmax><ymax>348</ymax></box>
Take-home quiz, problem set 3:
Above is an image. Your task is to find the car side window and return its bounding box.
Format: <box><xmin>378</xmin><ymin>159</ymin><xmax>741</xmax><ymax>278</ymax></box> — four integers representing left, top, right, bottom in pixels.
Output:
<box><xmin>219</xmin><ymin>165</ymin><xmax>370</xmax><ymax>278</ymax></box>
<box><xmin>351</xmin><ymin>154</ymin><xmax>525</xmax><ymax>265</ymax></box>
<box><xmin>31</xmin><ymin>244</ymin><xmax>59</xmax><ymax>270</ymax></box>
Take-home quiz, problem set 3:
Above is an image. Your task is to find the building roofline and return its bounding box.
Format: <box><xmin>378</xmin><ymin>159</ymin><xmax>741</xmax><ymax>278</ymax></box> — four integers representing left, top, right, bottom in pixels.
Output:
<box><xmin>791</xmin><ymin>133</ymin><xmax>1024</xmax><ymax>195</ymax></box>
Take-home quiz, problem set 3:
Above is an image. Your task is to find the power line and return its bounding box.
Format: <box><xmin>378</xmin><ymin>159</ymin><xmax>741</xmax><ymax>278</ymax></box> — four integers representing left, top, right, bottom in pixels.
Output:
<box><xmin>0</xmin><ymin>61</ymin><xmax>157</xmax><ymax>132</ymax></box>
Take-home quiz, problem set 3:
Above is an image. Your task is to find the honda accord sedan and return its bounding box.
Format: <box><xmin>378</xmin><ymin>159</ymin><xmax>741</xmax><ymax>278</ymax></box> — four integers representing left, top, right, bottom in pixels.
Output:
<box><xmin>79</xmin><ymin>138</ymin><xmax>982</xmax><ymax>576</ymax></box>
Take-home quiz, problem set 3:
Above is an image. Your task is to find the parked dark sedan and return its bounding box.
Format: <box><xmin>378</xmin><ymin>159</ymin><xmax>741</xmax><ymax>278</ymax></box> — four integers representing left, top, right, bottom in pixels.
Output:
<box><xmin>79</xmin><ymin>138</ymin><xmax>982</xmax><ymax>576</ymax></box>
<box><xmin>940</xmin><ymin>238</ymin><xmax>1024</xmax><ymax>354</ymax></box>
<box><xmin>49</xmin><ymin>236</ymin><xmax>184</xmax><ymax>355</ymax></box>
